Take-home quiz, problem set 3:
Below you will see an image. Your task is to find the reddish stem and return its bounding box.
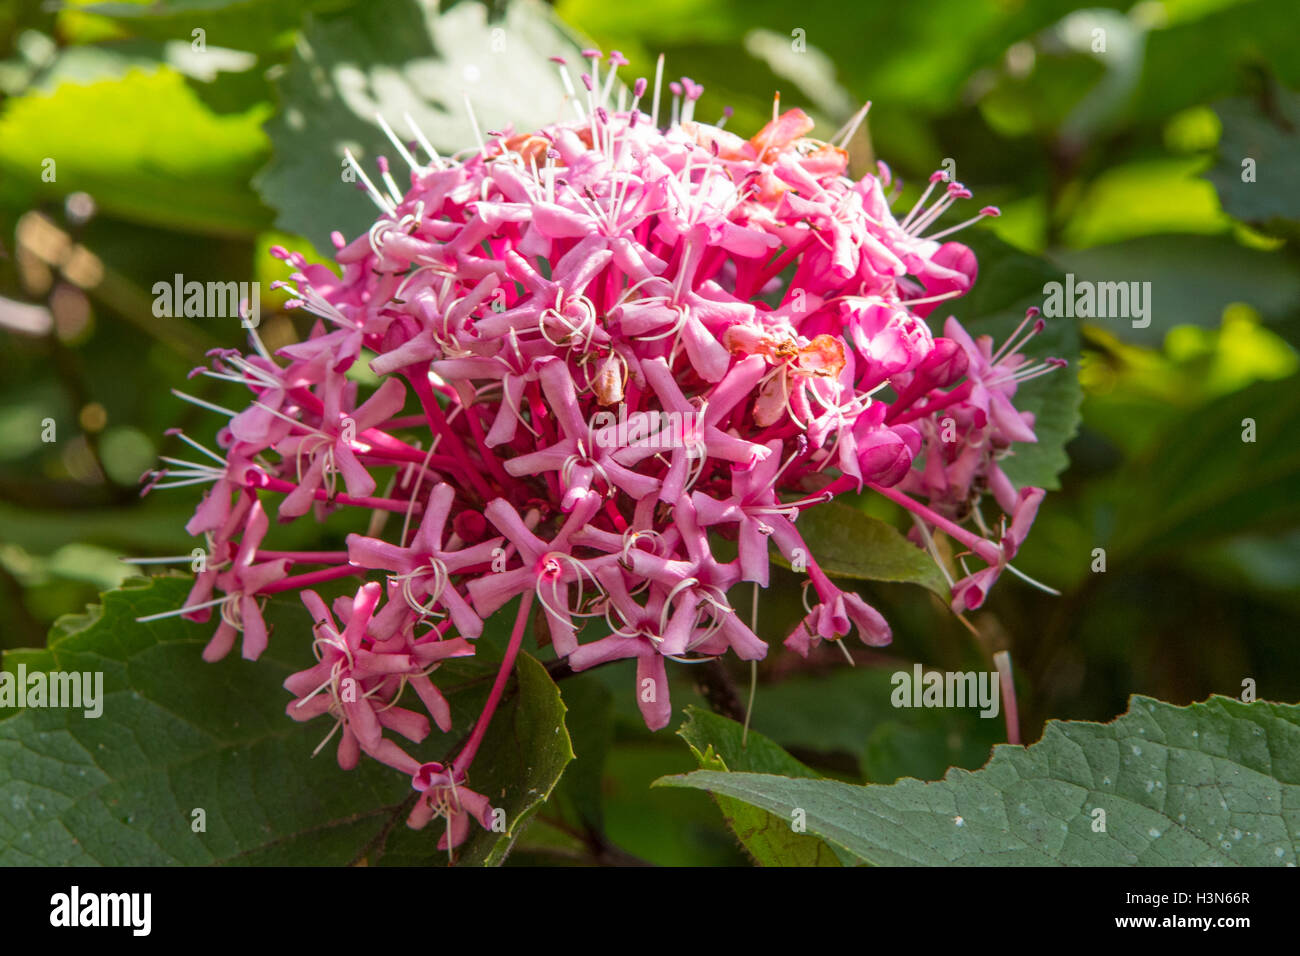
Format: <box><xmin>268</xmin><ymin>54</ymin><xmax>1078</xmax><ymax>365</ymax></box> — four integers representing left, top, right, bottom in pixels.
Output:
<box><xmin>255</xmin><ymin>550</ymin><xmax>350</xmax><ymax>563</ymax></box>
<box><xmin>402</xmin><ymin>369</ymin><xmax>496</xmax><ymax>501</ymax></box>
<box><xmin>249</xmin><ymin>473</ymin><xmax>423</xmax><ymax>513</ymax></box>
<box><xmin>262</xmin><ymin>563</ymin><xmax>363</xmax><ymax>595</ymax></box>
<box><xmin>454</xmin><ymin>591</ymin><xmax>535</xmax><ymax>772</ymax></box>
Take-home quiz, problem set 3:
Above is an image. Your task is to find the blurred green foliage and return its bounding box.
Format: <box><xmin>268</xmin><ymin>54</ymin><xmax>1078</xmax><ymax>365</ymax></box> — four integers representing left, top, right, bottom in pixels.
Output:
<box><xmin>1</xmin><ymin>0</ymin><xmax>1298</xmax><ymax>865</ymax></box>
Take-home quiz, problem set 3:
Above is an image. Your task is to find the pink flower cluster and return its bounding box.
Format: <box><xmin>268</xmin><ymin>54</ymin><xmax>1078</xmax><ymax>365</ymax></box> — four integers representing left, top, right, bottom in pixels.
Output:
<box><xmin>143</xmin><ymin>55</ymin><xmax>1060</xmax><ymax>852</ymax></box>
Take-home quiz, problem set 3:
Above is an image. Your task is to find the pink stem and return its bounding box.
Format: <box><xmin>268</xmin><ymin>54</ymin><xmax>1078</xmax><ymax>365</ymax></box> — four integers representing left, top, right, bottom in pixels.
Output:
<box><xmin>453</xmin><ymin>590</ymin><xmax>535</xmax><ymax>771</ymax></box>
<box><xmin>867</xmin><ymin>481</ymin><xmax>1001</xmax><ymax>565</ymax></box>
<box><xmin>249</xmin><ymin>473</ymin><xmax>424</xmax><ymax>513</ymax></box>
<box><xmin>460</xmin><ymin>391</ymin><xmax>526</xmax><ymax>494</ymax></box>
<box><xmin>888</xmin><ymin>381</ymin><xmax>973</xmax><ymax>425</ymax></box>
<box><xmin>994</xmin><ymin>650</ymin><xmax>1021</xmax><ymax>745</ymax></box>
<box><xmin>255</xmin><ymin>550</ymin><xmax>350</xmax><ymax>562</ymax></box>
<box><xmin>403</xmin><ymin>369</ymin><xmax>496</xmax><ymax>500</ymax></box>
<box><xmin>261</xmin><ymin>564</ymin><xmax>362</xmax><ymax>595</ymax></box>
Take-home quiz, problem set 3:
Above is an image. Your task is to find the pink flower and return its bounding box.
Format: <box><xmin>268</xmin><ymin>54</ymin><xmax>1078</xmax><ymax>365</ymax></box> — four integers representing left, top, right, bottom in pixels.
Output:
<box><xmin>198</xmin><ymin>498</ymin><xmax>289</xmax><ymax>662</ymax></box>
<box><xmin>951</xmin><ymin>486</ymin><xmax>1046</xmax><ymax>612</ymax></box>
<box><xmin>283</xmin><ymin>583</ymin><xmax>434</xmax><ymax>774</ymax></box>
<box><xmin>141</xmin><ymin>53</ymin><xmax>1061</xmax><ymax>819</ymax></box>
<box><xmin>275</xmin><ymin>375</ymin><xmax>407</xmax><ymax>517</ymax></box>
<box><xmin>346</xmin><ymin>482</ymin><xmax>501</xmax><ymax>639</ymax></box>
<box><xmin>407</xmin><ymin>762</ymin><xmax>496</xmax><ymax>851</ymax></box>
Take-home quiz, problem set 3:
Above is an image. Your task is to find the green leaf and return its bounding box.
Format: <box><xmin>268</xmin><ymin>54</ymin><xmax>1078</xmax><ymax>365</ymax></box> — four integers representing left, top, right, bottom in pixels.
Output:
<box><xmin>775</xmin><ymin>500</ymin><xmax>948</xmax><ymax>599</ymax></box>
<box><xmin>0</xmin><ymin>67</ymin><xmax>271</xmax><ymax>237</ymax></box>
<box><xmin>1206</xmin><ymin>87</ymin><xmax>1300</xmax><ymax>238</ymax></box>
<box><xmin>0</xmin><ymin>576</ymin><xmax>405</xmax><ymax>863</ymax></box>
<box><xmin>255</xmin><ymin>0</ymin><xmax>585</xmax><ymax>252</ymax></box>
<box><xmin>79</xmin><ymin>0</ymin><xmax>344</xmax><ymax>55</ymax></box>
<box><xmin>599</xmin><ymin>738</ymin><xmax>748</xmax><ymax>866</ymax></box>
<box><xmin>677</xmin><ymin>707</ymin><xmax>845</xmax><ymax>866</ymax></box>
<box><xmin>559</xmin><ymin>0</ymin><xmax>1120</xmax><ymax>134</ymax></box>
<box><xmin>0</xmin><ymin>575</ymin><xmax>572</xmax><ymax>866</ymax></box>
<box><xmin>1134</xmin><ymin>0</ymin><xmax>1300</xmax><ymax>126</ymax></box>
<box><xmin>1064</xmin><ymin>156</ymin><xmax>1230</xmax><ymax>249</ymax></box>
<box><xmin>1105</xmin><ymin>374</ymin><xmax>1300</xmax><ymax>562</ymax></box>
<box><xmin>550</xmin><ymin>673</ymin><xmax>613</xmax><ymax>833</ymax></box>
<box><xmin>657</xmin><ymin>695</ymin><xmax>1300</xmax><ymax>866</ymax></box>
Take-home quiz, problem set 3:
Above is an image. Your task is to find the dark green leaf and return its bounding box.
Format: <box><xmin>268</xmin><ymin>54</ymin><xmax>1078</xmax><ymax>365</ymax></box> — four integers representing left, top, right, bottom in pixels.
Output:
<box><xmin>1106</xmin><ymin>375</ymin><xmax>1300</xmax><ymax>562</ymax></box>
<box><xmin>551</xmin><ymin>673</ymin><xmax>613</xmax><ymax>833</ymax></box>
<box><xmin>1206</xmin><ymin>87</ymin><xmax>1300</xmax><ymax>237</ymax></box>
<box><xmin>750</xmin><ymin>666</ymin><xmax>1004</xmax><ymax>784</ymax></box>
<box><xmin>445</xmin><ymin>650</ymin><xmax>573</xmax><ymax>866</ymax></box>
<box><xmin>0</xmin><ymin>575</ymin><xmax>572</xmax><ymax>866</ymax></box>
<box><xmin>1053</xmin><ymin>235</ymin><xmax>1300</xmax><ymax>346</ymax></box>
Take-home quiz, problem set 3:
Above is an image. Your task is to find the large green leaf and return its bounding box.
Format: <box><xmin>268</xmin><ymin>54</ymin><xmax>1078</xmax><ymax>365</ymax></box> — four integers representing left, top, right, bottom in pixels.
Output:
<box><xmin>559</xmin><ymin>0</ymin><xmax>1118</xmax><ymax>135</ymax></box>
<box><xmin>0</xmin><ymin>576</ymin><xmax>406</xmax><ymax>863</ymax></box>
<box><xmin>1134</xmin><ymin>0</ymin><xmax>1300</xmax><ymax>126</ymax></box>
<box><xmin>0</xmin><ymin>575</ymin><xmax>572</xmax><ymax>866</ymax></box>
<box><xmin>777</xmin><ymin>500</ymin><xmax>949</xmax><ymax>599</ymax></box>
<box><xmin>1064</xmin><ymin>156</ymin><xmax>1230</xmax><ymax>249</ymax></box>
<box><xmin>677</xmin><ymin>707</ymin><xmax>844</xmax><ymax>866</ymax></box>
<box><xmin>255</xmin><ymin>0</ymin><xmax>585</xmax><ymax>251</ymax></box>
<box><xmin>0</xmin><ymin>67</ymin><xmax>271</xmax><ymax>237</ymax></box>
<box><xmin>657</xmin><ymin>695</ymin><xmax>1300</xmax><ymax>866</ymax></box>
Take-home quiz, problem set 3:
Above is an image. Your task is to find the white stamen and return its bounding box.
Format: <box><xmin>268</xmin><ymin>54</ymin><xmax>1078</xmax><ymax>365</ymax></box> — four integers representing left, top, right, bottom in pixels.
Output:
<box><xmin>403</xmin><ymin>112</ymin><xmax>444</xmax><ymax>169</ymax></box>
<box><xmin>650</xmin><ymin>53</ymin><xmax>665</xmax><ymax>129</ymax></box>
<box><xmin>136</xmin><ymin>594</ymin><xmax>229</xmax><ymax>622</ymax></box>
<box><xmin>171</xmin><ymin>389</ymin><xmax>236</xmax><ymax>418</ymax></box>
<box><xmin>377</xmin><ymin>114</ymin><xmax>419</xmax><ymax>170</ymax></box>
<box><xmin>462</xmin><ymin>92</ymin><xmax>487</xmax><ymax>160</ymax></box>
<box><xmin>833</xmin><ymin>101</ymin><xmax>871</xmax><ymax>149</ymax></box>
<box><xmin>343</xmin><ymin>149</ymin><xmax>396</xmax><ymax>214</ymax></box>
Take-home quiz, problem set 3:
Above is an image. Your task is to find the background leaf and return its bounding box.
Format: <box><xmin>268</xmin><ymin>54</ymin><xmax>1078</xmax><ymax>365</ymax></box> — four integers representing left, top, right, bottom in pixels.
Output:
<box><xmin>749</xmin><ymin>666</ymin><xmax>1005</xmax><ymax>784</ymax></box>
<box><xmin>255</xmin><ymin>0</ymin><xmax>585</xmax><ymax>251</ymax></box>
<box><xmin>1205</xmin><ymin>86</ymin><xmax>1300</xmax><ymax>237</ymax></box>
<box><xmin>429</xmin><ymin>649</ymin><xmax>573</xmax><ymax>867</ymax></box>
<box><xmin>1105</xmin><ymin>374</ymin><xmax>1300</xmax><ymax>563</ymax></box>
<box><xmin>0</xmin><ymin>67</ymin><xmax>271</xmax><ymax>236</ymax></box>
